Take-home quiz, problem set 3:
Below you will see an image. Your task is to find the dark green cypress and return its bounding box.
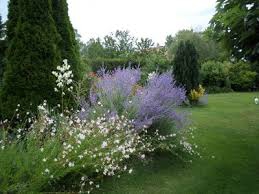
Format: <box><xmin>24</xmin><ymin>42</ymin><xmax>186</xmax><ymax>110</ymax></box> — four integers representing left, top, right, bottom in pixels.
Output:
<box><xmin>51</xmin><ymin>0</ymin><xmax>81</xmax><ymax>81</ymax></box>
<box><xmin>0</xmin><ymin>15</ymin><xmax>7</xmax><ymax>86</ymax></box>
<box><xmin>173</xmin><ymin>40</ymin><xmax>200</xmax><ymax>94</ymax></box>
<box><xmin>0</xmin><ymin>0</ymin><xmax>61</xmax><ymax>119</ymax></box>
<box><xmin>6</xmin><ymin>0</ymin><xmax>20</xmax><ymax>42</ymax></box>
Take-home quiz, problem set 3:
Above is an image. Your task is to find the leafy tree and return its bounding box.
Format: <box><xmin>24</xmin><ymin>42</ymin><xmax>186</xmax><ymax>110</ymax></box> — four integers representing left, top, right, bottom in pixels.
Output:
<box><xmin>136</xmin><ymin>38</ymin><xmax>154</xmax><ymax>51</ymax></box>
<box><xmin>52</xmin><ymin>0</ymin><xmax>81</xmax><ymax>80</ymax></box>
<box><xmin>115</xmin><ymin>30</ymin><xmax>135</xmax><ymax>56</ymax></box>
<box><xmin>103</xmin><ymin>30</ymin><xmax>136</xmax><ymax>58</ymax></box>
<box><xmin>172</xmin><ymin>40</ymin><xmax>200</xmax><ymax>94</ymax></box>
<box><xmin>209</xmin><ymin>0</ymin><xmax>259</xmax><ymax>63</ymax></box>
<box><xmin>103</xmin><ymin>34</ymin><xmax>118</xmax><ymax>58</ymax></box>
<box><xmin>166</xmin><ymin>29</ymin><xmax>227</xmax><ymax>62</ymax></box>
<box><xmin>74</xmin><ymin>29</ymin><xmax>87</xmax><ymax>55</ymax></box>
<box><xmin>0</xmin><ymin>0</ymin><xmax>61</xmax><ymax>119</ymax></box>
<box><xmin>83</xmin><ymin>38</ymin><xmax>106</xmax><ymax>59</ymax></box>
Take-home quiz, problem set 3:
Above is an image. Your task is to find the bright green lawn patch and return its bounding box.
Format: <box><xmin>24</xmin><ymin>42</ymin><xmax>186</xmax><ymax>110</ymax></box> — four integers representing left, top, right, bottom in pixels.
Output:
<box><xmin>95</xmin><ymin>93</ymin><xmax>259</xmax><ymax>194</ymax></box>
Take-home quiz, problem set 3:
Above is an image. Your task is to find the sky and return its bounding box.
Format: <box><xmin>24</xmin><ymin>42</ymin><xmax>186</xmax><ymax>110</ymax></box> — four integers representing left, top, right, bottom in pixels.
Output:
<box><xmin>0</xmin><ymin>0</ymin><xmax>216</xmax><ymax>45</ymax></box>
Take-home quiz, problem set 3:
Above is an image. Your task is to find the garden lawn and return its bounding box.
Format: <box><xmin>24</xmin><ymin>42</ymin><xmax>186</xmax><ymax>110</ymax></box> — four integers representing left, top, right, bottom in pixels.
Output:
<box><xmin>95</xmin><ymin>92</ymin><xmax>259</xmax><ymax>194</ymax></box>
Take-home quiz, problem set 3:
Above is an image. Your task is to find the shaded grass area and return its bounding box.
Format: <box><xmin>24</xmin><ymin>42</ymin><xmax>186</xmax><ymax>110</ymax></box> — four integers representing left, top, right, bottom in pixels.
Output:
<box><xmin>95</xmin><ymin>93</ymin><xmax>259</xmax><ymax>194</ymax></box>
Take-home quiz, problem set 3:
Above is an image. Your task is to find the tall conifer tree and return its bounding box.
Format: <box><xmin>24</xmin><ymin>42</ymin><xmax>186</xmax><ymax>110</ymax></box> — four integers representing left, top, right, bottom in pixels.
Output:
<box><xmin>0</xmin><ymin>15</ymin><xmax>7</xmax><ymax>85</ymax></box>
<box><xmin>6</xmin><ymin>0</ymin><xmax>19</xmax><ymax>42</ymax></box>
<box><xmin>173</xmin><ymin>40</ymin><xmax>200</xmax><ymax>94</ymax></box>
<box><xmin>52</xmin><ymin>0</ymin><xmax>81</xmax><ymax>81</ymax></box>
<box><xmin>0</xmin><ymin>0</ymin><xmax>61</xmax><ymax>118</ymax></box>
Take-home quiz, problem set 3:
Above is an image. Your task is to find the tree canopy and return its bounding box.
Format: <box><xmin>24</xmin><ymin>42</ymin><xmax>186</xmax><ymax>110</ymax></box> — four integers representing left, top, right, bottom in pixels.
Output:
<box><xmin>209</xmin><ymin>0</ymin><xmax>259</xmax><ymax>63</ymax></box>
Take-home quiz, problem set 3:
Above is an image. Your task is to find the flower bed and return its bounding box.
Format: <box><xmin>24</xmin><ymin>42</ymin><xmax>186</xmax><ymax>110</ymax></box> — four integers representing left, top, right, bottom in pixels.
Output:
<box><xmin>0</xmin><ymin>63</ymin><xmax>199</xmax><ymax>193</ymax></box>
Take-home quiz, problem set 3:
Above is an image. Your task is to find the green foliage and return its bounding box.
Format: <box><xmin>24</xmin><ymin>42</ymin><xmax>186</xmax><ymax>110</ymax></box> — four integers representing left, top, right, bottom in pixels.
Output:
<box><xmin>82</xmin><ymin>38</ymin><xmax>106</xmax><ymax>59</ymax></box>
<box><xmin>103</xmin><ymin>30</ymin><xmax>136</xmax><ymax>58</ymax></box>
<box><xmin>172</xmin><ymin>40</ymin><xmax>200</xmax><ymax>94</ymax></box>
<box><xmin>209</xmin><ymin>0</ymin><xmax>259</xmax><ymax>63</ymax></box>
<box><xmin>6</xmin><ymin>0</ymin><xmax>19</xmax><ymax>42</ymax></box>
<box><xmin>136</xmin><ymin>38</ymin><xmax>155</xmax><ymax>51</ymax></box>
<box><xmin>51</xmin><ymin>0</ymin><xmax>81</xmax><ymax>81</ymax></box>
<box><xmin>201</xmin><ymin>60</ymin><xmax>231</xmax><ymax>88</ymax></box>
<box><xmin>0</xmin><ymin>0</ymin><xmax>61</xmax><ymax>119</ymax></box>
<box><xmin>139</xmin><ymin>49</ymin><xmax>170</xmax><ymax>78</ymax></box>
<box><xmin>0</xmin><ymin>15</ymin><xmax>5</xmax><ymax>39</ymax></box>
<box><xmin>201</xmin><ymin>60</ymin><xmax>257</xmax><ymax>92</ymax></box>
<box><xmin>229</xmin><ymin>61</ymin><xmax>257</xmax><ymax>91</ymax></box>
<box><xmin>166</xmin><ymin>29</ymin><xmax>227</xmax><ymax>63</ymax></box>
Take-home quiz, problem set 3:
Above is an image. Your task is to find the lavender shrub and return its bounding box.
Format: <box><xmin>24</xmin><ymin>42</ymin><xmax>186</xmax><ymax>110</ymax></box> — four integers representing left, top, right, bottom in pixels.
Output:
<box><xmin>133</xmin><ymin>72</ymin><xmax>186</xmax><ymax>130</ymax></box>
<box><xmin>87</xmin><ymin>67</ymin><xmax>186</xmax><ymax>131</ymax></box>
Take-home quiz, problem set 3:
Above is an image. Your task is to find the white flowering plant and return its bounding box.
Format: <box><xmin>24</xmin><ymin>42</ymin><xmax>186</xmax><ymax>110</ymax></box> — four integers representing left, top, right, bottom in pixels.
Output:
<box><xmin>0</xmin><ymin>102</ymin><xmax>199</xmax><ymax>193</ymax></box>
<box><xmin>0</xmin><ymin>65</ymin><xmax>200</xmax><ymax>193</ymax></box>
<box><xmin>52</xmin><ymin>59</ymin><xmax>74</xmax><ymax>112</ymax></box>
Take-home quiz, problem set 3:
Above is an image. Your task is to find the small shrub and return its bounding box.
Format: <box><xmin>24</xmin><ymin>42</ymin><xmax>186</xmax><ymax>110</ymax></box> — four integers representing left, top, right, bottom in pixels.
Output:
<box><xmin>189</xmin><ymin>85</ymin><xmax>205</xmax><ymax>104</ymax></box>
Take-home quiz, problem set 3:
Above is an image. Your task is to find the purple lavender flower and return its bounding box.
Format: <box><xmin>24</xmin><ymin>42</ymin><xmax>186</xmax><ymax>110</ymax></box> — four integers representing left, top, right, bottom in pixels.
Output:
<box><xmin>91</xmin><ymin>67</ymin><xmax>141</xmax><ymax>112</ymax></box>
<box><xmin>132</xmin><ymin>71</ymin><xmax>186</xmax><ymax>130</ymax></box>
<box><xmin>82</xmin><ymin>67</ymin><xmax>186</xmax><ymax>131</ymax></box>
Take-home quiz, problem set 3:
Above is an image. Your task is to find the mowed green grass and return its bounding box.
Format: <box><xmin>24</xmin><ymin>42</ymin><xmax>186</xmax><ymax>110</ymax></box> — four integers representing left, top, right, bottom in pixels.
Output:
<box><xmin>95</xmin><ymin>93</ymin><xmax>259</xmax><ymax>194</ymax></box>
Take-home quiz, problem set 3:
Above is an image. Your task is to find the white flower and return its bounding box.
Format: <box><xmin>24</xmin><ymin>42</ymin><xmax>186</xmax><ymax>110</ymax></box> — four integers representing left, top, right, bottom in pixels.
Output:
<box><xmin>68</xmin><ymin>162</ymin><xmax>75</xmax><ymax>167</ymax></box>
<box><xmin>255</xmin><ymin>97</ymin><xmax>259</xmax><ymax>105</ymax></box>
<box><xmin>42</xmin><ymin>158</ymin><xmax>47</xmax><ymax>162</ymax></box>
<box><xmin>128</xmin><ymin>169</ymin><xmax>133</xmax><ymax>174</ymax></box>
<box><xmin>246</xmin><ymin>3</ymin><xmax>254</xmax><ymax>10</ymax></box>
<box><xmin>63</xmin><ymin>59</ymin><xmax>68</xmax><ymax>66</ymax></box>
<box><xmin>45</xmin><ymin>168</ymin><xmax>50</xmax><ymax>174</ymax></box>
<box><xmin>101</xmin><ymin>141</ymin><xmax>108</xmax><ymax>148</ymax></box>
<box><xmin>114</xmin><ymin>139</ymin><xmax>120</xmax><ymax>144</ymax></box>
<box><xmin>78</xmin><ymin>133</ymin><xmax>85</xmax><ymax>140</ymax></box>
<box><xmin>147</xmin><ymin>72</ymin><xmax>156</xmax><ymax>80</ymax></box>
<box><xmin>38</xmin><ymin>105</ymin><xmax>45</xmax><ymax>111</ymax></box>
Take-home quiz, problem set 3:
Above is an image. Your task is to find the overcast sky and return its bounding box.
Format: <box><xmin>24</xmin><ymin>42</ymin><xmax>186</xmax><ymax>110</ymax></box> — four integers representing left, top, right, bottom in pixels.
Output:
<box><xmin>0</xmin><ymin>0</ymin><xmax>216</xmax><ymax>45</ymax></box>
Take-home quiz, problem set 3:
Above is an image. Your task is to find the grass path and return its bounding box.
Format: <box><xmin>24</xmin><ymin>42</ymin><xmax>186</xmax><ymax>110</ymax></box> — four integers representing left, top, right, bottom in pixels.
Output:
<box><xmin>95</xmin><ymin>93</ymin><xmax>259</xmax><ymax>194</ymax></box>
